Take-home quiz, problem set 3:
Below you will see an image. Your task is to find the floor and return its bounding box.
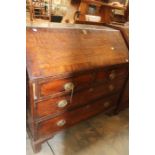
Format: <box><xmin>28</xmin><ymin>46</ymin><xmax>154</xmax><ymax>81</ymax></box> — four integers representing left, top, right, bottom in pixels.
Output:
<box><xmin>26</xmin><ymin>109</ymin><xmax>129</xmax><ymax>155</ymax></box>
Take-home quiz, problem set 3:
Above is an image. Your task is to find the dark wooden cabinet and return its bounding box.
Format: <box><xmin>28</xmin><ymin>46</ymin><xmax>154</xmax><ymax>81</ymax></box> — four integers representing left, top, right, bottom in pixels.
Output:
<box><xmin>74</xmin><ymin>0</ymin><xmax>128</xmax><ymax>24</ymax></box>
<box><xmin>26</xmin><ymin>24</ymin><xmax>129</xmax><ymax>153</ymax></box>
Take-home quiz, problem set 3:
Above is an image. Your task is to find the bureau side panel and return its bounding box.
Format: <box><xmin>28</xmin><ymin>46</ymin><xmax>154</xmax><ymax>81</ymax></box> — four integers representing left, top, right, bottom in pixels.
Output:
<box><xmin>26</xmin><ymin>78</ymin><xmax>38</xmax><ymax>140</ymax></box>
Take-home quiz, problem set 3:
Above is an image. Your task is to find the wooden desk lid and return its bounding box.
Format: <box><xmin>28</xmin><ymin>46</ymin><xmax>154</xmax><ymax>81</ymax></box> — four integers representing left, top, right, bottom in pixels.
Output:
<box><xmin>26</xmin><ymin>24</ymin><xmax>128</xmax><ymax>80</ymax></box>
<box><xmin>104</xmin><ymin>23</ymin><xmax>129</xmax><ymax>47</ymax></box>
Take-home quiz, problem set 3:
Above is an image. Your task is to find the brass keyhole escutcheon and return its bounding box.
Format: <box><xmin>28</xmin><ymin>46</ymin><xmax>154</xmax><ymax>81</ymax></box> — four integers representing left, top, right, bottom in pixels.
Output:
<box><xmin>82</xmin><ymin>29</ymin><xmax>88</xmax><ymax>35</ymax></box>
<box><xmin>32</xmin><ymin>28</ymin><xmax>37</xmax><ymax>32</ymax></box>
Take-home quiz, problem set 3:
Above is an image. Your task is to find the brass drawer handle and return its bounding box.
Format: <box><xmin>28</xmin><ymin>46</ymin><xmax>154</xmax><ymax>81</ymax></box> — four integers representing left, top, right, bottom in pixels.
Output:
<box><xmin>109</xmin><ymin>84</ymin><xmax>114</xmax><ymax>91</ymax></box>
<box><xmin>57</xmin><ymin>99</ymin><xmax>68</xmax><ymax>108</ymax></box>
<box><xmin>56</xmin><ymin>120</ymin><xmax>66</xmax><ymax>127</ymax></box>
<box><xmin>109</xmin><ymin>71</ymin><xmax>116</xmax><ymax>80</ymax></box>
<box><xmin>104</xmin><ymin>101</ymin><xmax>110</xmax><ymax>108</ymax></box>
<box><xmin>64</xmin><ymin>82</ymin><xmax>74</xmax><ymax>91</ymax></box>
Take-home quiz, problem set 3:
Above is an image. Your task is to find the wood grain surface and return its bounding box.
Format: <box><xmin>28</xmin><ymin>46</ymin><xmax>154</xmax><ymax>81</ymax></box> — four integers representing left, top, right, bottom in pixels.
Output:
<box><xmin>26</xmin><ymin>26</ymin><xmax>128</xmax><ymax>80</ymax></box>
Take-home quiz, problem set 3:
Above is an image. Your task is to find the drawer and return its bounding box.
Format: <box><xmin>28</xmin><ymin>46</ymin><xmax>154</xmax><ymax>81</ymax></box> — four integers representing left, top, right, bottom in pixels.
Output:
<box><xmin>37</xmin><ymin>94</ymin><xmax>119</xmax><ymax>139</ymax></box>
<box><xmin>38</xmin><ymin>66</ymin><xmax>128</xmax><ymax>99</ymax></box>
<box><xmin>36</xmin><ymin>78</ymin><xmax>125</xmax><ymax>118</ymax></box>
<box><xmin>39</xmin><ymin>73</ymin><xmax>95</xmax><ymax>98</ymax></box>
<box><xmin>96</xmin><ymin>66</ymin><xmax>128</xmax><ymax>83</ymax></box>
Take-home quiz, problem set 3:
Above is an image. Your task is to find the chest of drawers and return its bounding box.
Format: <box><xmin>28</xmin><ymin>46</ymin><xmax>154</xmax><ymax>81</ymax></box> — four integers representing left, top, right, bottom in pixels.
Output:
<box><xmin>26</xmin><ymin>24</ymin><xmax>129</xmax><ymax>153</ymax></box>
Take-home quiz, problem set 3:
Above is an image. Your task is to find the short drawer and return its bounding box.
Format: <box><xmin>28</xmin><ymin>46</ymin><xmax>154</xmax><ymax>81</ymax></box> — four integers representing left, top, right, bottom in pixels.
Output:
<box><xmin>36</xmin><ymin>78</ymin><xmax>125</xmax><ymax>118</ymax></box>
<box><xmin>39</xmin><ymin>73</ymin><xmax>95</xmax><ymax>98</ymax></box>
<box><xmin>96</xmin><ymin>66</ymin><xmax>128</xmax><ymax>83</ymax></box>
<box><xmin>37</xmin><ymin>94</ymin><xmax>119</xmax><ymax>139</ymax></box>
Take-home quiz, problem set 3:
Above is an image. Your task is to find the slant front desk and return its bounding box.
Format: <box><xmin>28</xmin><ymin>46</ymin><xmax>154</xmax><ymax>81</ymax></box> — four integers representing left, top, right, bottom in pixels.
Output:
<box><xmin>26</xmin><ymin>24</ymin><xmax>129</xmax><ymax>153</ymax></box>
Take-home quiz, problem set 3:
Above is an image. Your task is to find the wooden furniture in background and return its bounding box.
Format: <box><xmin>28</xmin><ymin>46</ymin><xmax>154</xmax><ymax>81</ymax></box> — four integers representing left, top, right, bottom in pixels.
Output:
<box><xmin>26</xmin><ymin>24</ymin><xmax>129</xmax><ymax>153</ymax></box>
<box><xmin>28</xmin><ymin>0</ymin><xmax>49</xmax><ymax>20</ymax></box>
<box><xmin>110</xmin><ymin>0</ymin><xmax>129</xmax><ymax>23</ymax></box>
<box><xmin>28</xmin><ymin>0</ymin><xmax>69</xmax><ymax>22</ymax></box>
<box><xmin>74</xmin><ymin>0</ymin><xmax>127</xmax><ymax>24</ymax></box>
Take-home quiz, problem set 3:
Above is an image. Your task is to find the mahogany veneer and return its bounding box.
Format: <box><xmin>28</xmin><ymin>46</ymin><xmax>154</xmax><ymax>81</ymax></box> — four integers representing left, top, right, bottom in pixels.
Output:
<box><xmin>26</xmin><ymin>24</ymin><xmax>129</xmax><ymax>153</ymax></box>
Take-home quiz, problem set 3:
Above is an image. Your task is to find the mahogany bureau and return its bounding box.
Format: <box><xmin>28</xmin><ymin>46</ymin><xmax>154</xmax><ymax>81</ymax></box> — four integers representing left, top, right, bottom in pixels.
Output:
<box><xmin>26</xmin><ymin>24</ymin><xmax>129</xmax><ymax>153</ymax></box>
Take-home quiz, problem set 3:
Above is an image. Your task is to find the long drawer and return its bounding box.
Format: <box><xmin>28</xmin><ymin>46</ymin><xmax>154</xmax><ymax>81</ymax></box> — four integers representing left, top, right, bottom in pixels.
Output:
<box><xmin>37</xmin><ymin>94</ymin><xmax>119</xmax><ymax>139</ymax></box>
<box><xmin>36</xmin><ymin>78</ymin><xmax>126</xmax><ymax>119</ymax></box>
<box><xmin>38</xmin><ymin>66</ymin><xmax>128</xmax><ymax>98</ymax></box>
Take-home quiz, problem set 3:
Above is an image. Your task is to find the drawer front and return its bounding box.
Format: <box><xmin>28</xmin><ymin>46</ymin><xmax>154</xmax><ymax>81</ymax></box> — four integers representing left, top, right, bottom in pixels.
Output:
<box><xmin>37</xmin><ymin>94</ymin><xmax>119</xmax><ymax>139</ymax></box>
<box><xmin>36</xmin><ymin>78</ymin><xmax>126</xmax><ymax>118</ymax></box>
<box><xmin>38</xmin><ymin>66</ymin><xmax>128</xmax><ymax>99</ymax></box>
<box><xmin>39</xmin><ymin>73</ymin><xmax>95</xmax><ymax>97</ymax></box>
<box><xmin>96</xmin><ymin>66</ymin><xmax>128</xmax><ymax>83</ymax></box>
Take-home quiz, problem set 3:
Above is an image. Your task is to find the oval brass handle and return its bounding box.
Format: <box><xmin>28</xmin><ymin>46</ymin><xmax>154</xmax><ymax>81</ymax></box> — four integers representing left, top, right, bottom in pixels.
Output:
<box><xmin>56</xmin><ymin>120</ymin><xmax>66</xmax><ymax>127</ymax></box>
<box><xmin>109</xmin><ymin>84</ymin><xmax>114</xmax><ymax>91</ymax></box>
<box><xmin>57</xmin><ymin>99</ymin><xmax>68</xmax><ymax>108</ymax></box>
<box><xmin>64</xmin><ymin>82</ymin><xmax>74</xmax><ymax>91</ymax></box>
<box><xmin>109</xmin><ymin>71</ymin><xmax>116</xmax><ymax>80</ymax></box>
<box><xmin>104</xmin><ymin>101</ymin><xmax>110</xmax><ymax>108</ymax></box>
